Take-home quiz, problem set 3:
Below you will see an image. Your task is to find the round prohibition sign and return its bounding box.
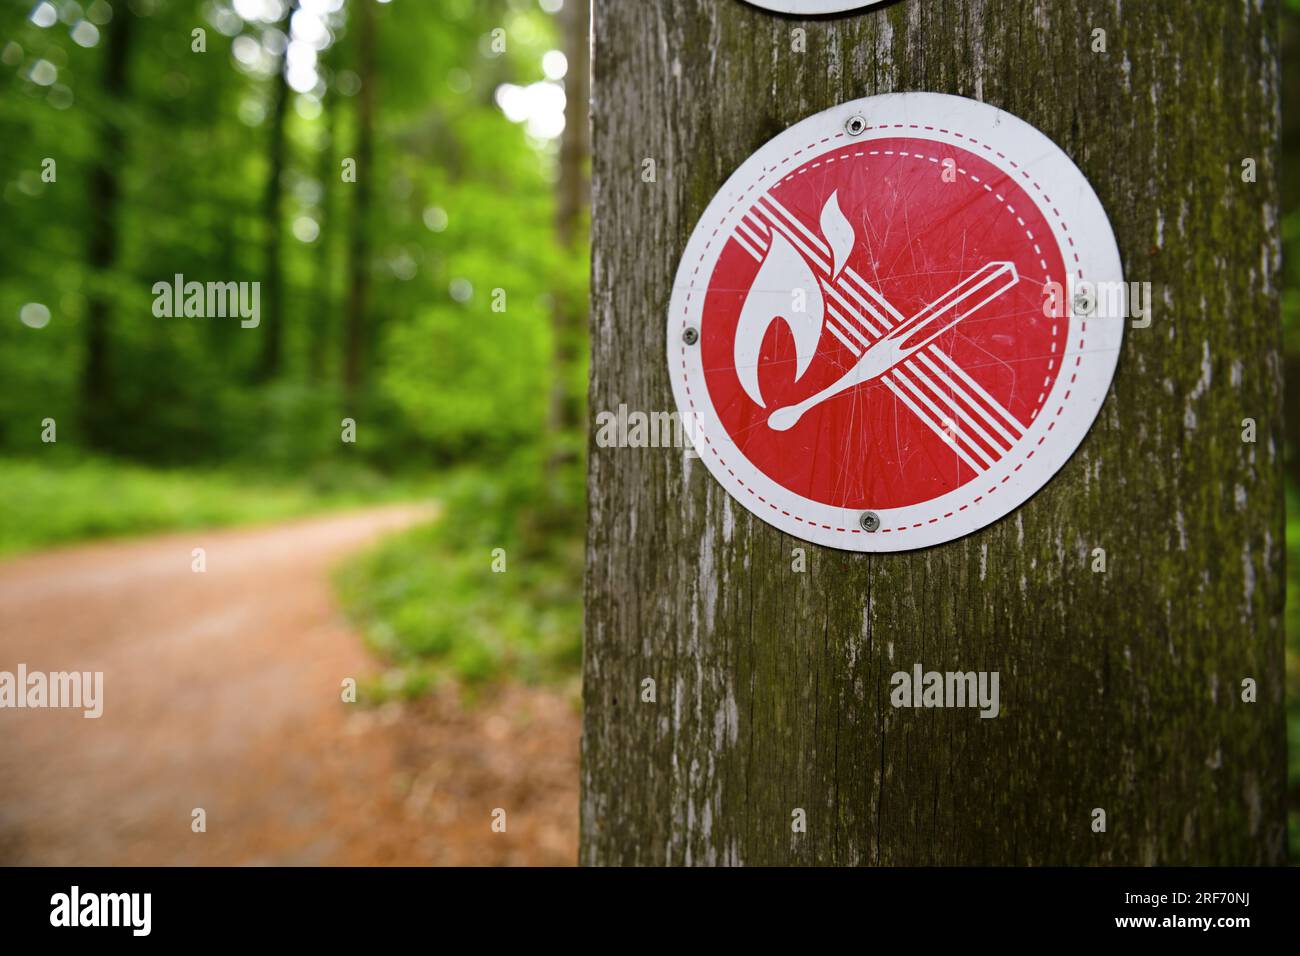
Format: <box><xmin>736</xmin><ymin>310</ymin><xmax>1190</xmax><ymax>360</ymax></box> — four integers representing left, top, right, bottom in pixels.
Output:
<box><xmin>668</xmin><ymin>93</ymin><xmax>1124</xmax><ymax>552</ymax></box>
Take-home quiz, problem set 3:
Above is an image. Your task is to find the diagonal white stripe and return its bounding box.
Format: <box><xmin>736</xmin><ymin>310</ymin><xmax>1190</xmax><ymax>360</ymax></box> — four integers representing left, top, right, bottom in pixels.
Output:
<box><xmin>753</xmin><ymin>201</ymin><xmax>831</xmax><ymax>273</ymax></box>
<box><xmin>836</xmin><ymin>271</ymin><xmax>898</xmax><ymax>329</ymax></box>
<box><xmin>826</xmin><ymin>304</ymin><xmax>871</xmax><ymax>349</ymax></box>
<box><xmin>823</xmin><ymin>281</ymin><xmax>885</xmax><ymax>339</ymax></box>
<box><xmin>892</xmin><ymin>369</ymin><xmax>995</xmax><ymax>469</ymax></box>
<box><xmin>929</xmin><ymin>346</ymin><xmax>1026</xmax><ymax>435</ymax></box>
<box><xmin>825</xmin><ymin>320</ymin><xmax>861</xmax><ymax>356</ymax></box>
<box><xmin>733</xmin><ymin>229</ymin><xmax>763</xmax><ymax>261</ymax></box>
<box><xmin>737</xmin><ymin>217</ymin><xmax>765</xmax><ymax>249</ymax></box>
<box><xmin>901</xmin><ymin>360</ymin><xmax>1009</xmax><ymax>457</ymax></box>
<box><xmin>914</xmin><ymin>350</ymin><xmax>1017</xmax><ymax>447</ymax></box>
<box><xmin>884</xmin><ymin>376</ymin><xmax>984</xmax><ymax>473</ymax></box>
<box><xmin>761</xmin><ymin>194</ymin><xmax>831</xmax><ymax>257</ymax></box>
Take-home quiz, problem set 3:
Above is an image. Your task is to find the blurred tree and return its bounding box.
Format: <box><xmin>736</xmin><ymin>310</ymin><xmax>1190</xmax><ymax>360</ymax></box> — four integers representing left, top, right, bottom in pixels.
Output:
<box><xmin>546</xmin><ymin>0</ymin><xmax>589</xmax><ymax>493</ymax></box>
<box><xmin>80</xmin><ymin>6</ymin><xmax>133</xmax><ymax>448</ymax></box>
<box><xmin>0</xmin><ymin>0</ymin><xmax>578</xmax><ymax>471</ymax></box>
<box><xmin>254</xmin><ymin>0</ymin><xmax>297</xmax><ymax>383</ymax></box>
<box><xmin>309</xmin><ymin>64</ymin><xmax>337</xmax><ymax>383</ymax></box>
<box><xmin>342</xmin><ymin>0</ymin><xmax>373</xmax><ymax>400</ymax></box>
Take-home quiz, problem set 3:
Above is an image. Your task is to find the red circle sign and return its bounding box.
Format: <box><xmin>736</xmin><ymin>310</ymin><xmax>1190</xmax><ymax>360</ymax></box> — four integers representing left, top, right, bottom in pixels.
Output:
<box><xmin>701</xmin><ymin>135</ymin><xmax>1069</xmax><ymax>511</ymax></box>
<box><xmin>669</xmin><ymin>94</ymin><xmax>1123</xmax><ymax>551</ymax></box>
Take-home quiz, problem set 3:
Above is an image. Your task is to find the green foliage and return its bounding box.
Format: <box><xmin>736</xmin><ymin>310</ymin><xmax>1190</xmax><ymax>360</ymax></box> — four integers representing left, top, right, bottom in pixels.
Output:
<box><xmin>336</xmin><ymin>461</ymin><xmax>583</xmax><ymax>692</ymax></box>
<box><xmin>0</xmin><ymin>0</ymin><xmax>577</xmax><ymax>468</ymax></box>
<box><xmin>378</xmin><ymin>146</ymin><xmax>557</xmax><ymax>457</ymax></box>
<box><xmin>0</xmin><ymin>455</ymin><xmax>422</xmax><ymax>555</ymax></box>
<box><xmin>0</xmin><ymin>1</ymin><xmax>588</xmax><ymax>706</ymax></box>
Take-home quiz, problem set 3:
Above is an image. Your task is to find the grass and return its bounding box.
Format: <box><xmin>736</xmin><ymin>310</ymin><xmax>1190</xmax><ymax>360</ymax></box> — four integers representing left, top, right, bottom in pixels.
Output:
<box><xmin>335</xmin><ymin>464</ymin><xmax>584</xmax><ymax>695</ymax></box>
<box><xmin>0</xmin><ymin>455</ymin><xmax>429</xmax><ymax>556</ymax></box>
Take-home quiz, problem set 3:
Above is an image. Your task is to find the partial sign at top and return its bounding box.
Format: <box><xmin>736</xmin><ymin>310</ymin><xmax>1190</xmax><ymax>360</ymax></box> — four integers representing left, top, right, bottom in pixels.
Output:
<box><xmin>742</xmin><ymin>1</ymin><xmax>883</xmax><ymax>13</ymax></box>
<box><xmin>668</xmin><ymin>93</ymin><xmax>1124</xmax><ymax>552</ymax></box>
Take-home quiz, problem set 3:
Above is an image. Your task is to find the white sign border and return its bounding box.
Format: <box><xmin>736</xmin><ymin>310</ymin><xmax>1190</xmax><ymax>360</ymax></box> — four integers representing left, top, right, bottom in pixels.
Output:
<box><xmin>667</xmin><ymin>92</ymin><xmax>1124</xmax><ymax>552</ymax></box>
<box><xmin>741</xmin><ymin>1</ymin><xmax>884</xmax><ymax>15</ymax></box>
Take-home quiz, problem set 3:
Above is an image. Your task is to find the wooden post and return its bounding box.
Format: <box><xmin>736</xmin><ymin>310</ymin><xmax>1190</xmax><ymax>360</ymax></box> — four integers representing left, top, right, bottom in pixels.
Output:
<box><xmin>582</xmin><ymin>0</ymin><xmax>1285</xmax><ymax>865</ymax></box>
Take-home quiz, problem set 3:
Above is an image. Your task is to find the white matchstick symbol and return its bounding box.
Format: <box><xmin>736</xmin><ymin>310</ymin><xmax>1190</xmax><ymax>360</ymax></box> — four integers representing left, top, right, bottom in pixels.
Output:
<box><xmin>767</xmin><ymin>261</ymin><xmax>1020</xmax><ymax>430</ymax></box>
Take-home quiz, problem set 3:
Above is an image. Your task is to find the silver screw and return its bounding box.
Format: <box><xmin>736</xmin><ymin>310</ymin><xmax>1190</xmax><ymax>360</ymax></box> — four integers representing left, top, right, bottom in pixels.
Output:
<box><xmin>845</xmin><ymin>115</ymin><xmax>867</xmax><ymax>136</ymax></box>
<box><xmin>682</xmin><ymin>327</ymin><xmax>699</xmax><ymax>346</ymax></box>
<box><xmin>859</xmin><ymin>510</ymin><xmax>880</xmax><ymax>532</ymax></box>
<box><xmin>1073</xmin><ymin>292</ymin><xmax>1093</xmax><ymax>315</ymax></box>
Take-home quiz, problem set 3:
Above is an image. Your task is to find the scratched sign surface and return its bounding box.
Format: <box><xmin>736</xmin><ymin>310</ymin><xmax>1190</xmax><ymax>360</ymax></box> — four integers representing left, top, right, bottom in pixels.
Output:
<box><xmin>668</xmin><ymin>93</ymin><xmax>1124</xmax><ymax>551</ymax></box>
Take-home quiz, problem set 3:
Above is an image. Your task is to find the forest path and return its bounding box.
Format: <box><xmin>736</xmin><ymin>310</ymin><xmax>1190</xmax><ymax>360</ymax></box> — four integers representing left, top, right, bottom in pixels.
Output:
<box><xmin>0</xmin><ymin>504</ymin><xmax>578</xmax><ymax>865</ymax></box>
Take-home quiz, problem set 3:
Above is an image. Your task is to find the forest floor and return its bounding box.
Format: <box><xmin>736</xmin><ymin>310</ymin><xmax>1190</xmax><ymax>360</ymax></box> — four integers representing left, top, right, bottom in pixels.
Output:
<box><xmin>0</xmin><ymin>505</ymin><xmax>579</xmax><ymax>866</ymax></box>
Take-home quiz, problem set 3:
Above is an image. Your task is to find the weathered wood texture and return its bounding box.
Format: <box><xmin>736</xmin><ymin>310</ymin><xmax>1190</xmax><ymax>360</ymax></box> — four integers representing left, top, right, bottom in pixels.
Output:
<box><xmin>582</xmin><ymin>0</ymin><xmax>1284</xmax><ymax>865</ymax></box>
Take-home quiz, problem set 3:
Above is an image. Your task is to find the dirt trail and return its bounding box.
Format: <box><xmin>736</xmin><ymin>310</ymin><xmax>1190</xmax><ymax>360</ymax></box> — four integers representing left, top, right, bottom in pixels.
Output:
<box><xmin>0</xmin><ymin>505</ymin><xmax>578</xmax><ymax>866</ymax></box>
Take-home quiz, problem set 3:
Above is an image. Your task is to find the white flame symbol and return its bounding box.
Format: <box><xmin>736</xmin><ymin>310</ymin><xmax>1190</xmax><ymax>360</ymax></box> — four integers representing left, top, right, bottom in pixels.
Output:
<box><xmin>733</xmin><ymin>192</ymin><xmax>854</xmax><ymax>408</ymax></box>
<box><xmin>819</xmin><ymin>189</ymin><xmax>853</xmax><ymax>281</ymax></box>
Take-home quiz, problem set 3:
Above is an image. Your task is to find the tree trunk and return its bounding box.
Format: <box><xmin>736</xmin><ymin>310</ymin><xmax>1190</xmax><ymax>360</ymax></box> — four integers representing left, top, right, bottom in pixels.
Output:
<box><xmin>253</xmin><ymin>3</ymin><xmax>297</xmax><ymax>383</ymax></box>
<box><xmin>1282</xmin><ymin>8</ymin><xmax>1300</xmax><ymax>490</ymax></box>
<box><xmin>581</xmin><ymin>0</ymin><xmax>1285</xmax><ymax>866</ymax></box>
<box><xmin>309</xmin><ymin>82</ymin><xmax>337</xmax><ymax>383</ymax></box>
<box><xmin>342</xmin><ymin>0</ymin><xmax>376</xmax><ymax>400</ymax></box>
<box><xmin>554</xmin><ymin>0</ymin><xmax>590</xmax><ymax>251</ymax></box>
<box><xmin>546</xmin><ymin>0</ymin><xmax>592</xmax><ymax>487</ymax></box>
<box><xmin>80</xmin><ymin>9</ymin><xmax>134</xmax><ymax>448</ymax></box>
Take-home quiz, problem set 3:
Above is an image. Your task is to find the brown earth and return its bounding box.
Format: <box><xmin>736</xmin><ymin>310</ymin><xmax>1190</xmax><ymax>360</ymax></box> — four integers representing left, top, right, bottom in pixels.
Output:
<box><xmin>0</xmin><ymin>505</ymin><xmax>579</xmax><ymax>866</ymax></box>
